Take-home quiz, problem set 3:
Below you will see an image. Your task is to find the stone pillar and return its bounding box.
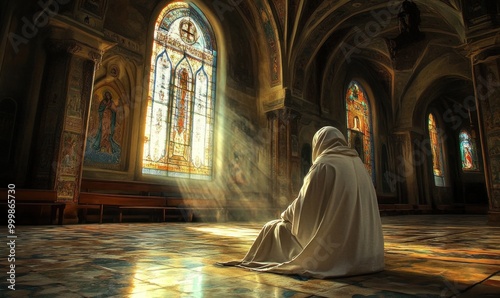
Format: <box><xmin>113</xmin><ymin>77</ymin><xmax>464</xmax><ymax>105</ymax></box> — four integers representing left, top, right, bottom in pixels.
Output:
<box><xmin>30</xmin><ymin>20</ymin><xmax>113</xmax><ymax>223</ymax></box>
<box><xmin>389</xmin><ymin>131</ymin><xmax>419</xmax><ymax>205</ymax></box>
<box><xmin>410</xmin><ymin>130</ymin><xmax>432</xmax><ymax>206</ymax></box>
<box><xmin>267</xmin><ymin>107</ymin><xmax>301</xmax><ymax>209</ymax></box>
<box><xmin>470</xmin><ymin>47</ymin><xmax>500</xmax><ymax>225</ymax></box>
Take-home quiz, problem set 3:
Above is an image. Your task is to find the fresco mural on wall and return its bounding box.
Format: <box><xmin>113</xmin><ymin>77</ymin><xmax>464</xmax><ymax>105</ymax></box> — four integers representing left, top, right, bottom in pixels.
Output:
<box><xmin>84</xmin><ymin>86</ymin><xmax>124</xmax><ymax>169</ymax></box>
<box><xmin>227</xmin><ymin>117</ymin><xmax>262</xmax><ymax>193</ymax></box>
<box><xmin>256</xmin><ymin>0</ymin><xmax>281</xmax><ymax>86</ymax></box>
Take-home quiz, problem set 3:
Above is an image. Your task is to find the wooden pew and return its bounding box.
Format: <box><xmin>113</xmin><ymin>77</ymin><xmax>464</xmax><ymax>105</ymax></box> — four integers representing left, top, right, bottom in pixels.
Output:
<box><xmin>0</xmin><ymin>188</ymin><xmax>65</xmax><ymax>225</ymax></box>
<box><xmin>81</xmin><ymin>179</ymin><xmax>181</xmax><ymax>196</ymax></box>
<box><xmin>79</xmin><ymin>178</ymin><xmax>273</xmax><ymax>222</ymax></box>
<box><xmin>78</xmin><ymin>192</ymin><xmax>192</xmax><ymax>223</ymax></box>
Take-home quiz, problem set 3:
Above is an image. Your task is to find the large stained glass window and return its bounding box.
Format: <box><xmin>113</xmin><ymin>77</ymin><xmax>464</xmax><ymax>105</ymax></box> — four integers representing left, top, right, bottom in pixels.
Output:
<box><xmin>459</xmin><ymin>129</ymin><xmax>478</xmax><ymax>171</ymax></box>
<box><xmin>428</xmin><ymin>113</ymin><xmax>446</xmax><ymax>186</ymax></box>
<box><xmin>346</xmin><ymin>81</ymin><xmax>375</xmax><ymax>180</ymax></box>
<box><xmin>142</xmin><ymin>2</ymin><xmax>217</xmax><ymax>180</ymax></box>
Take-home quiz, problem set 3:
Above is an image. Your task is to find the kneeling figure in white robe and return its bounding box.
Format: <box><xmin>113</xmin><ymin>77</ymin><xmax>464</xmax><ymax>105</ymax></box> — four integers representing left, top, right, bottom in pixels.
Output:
<box><xmin>221</xmin><ymin>126</ymin><xmax>384</xmax><ymax>279</ymax></box>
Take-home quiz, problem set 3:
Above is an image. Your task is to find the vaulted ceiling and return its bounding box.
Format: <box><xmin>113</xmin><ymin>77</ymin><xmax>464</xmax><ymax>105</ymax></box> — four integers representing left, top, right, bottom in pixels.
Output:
<box><xmin>101</xmin><ymin>0</ymin><xmax>473</xmax><ymax>128</ymax></box>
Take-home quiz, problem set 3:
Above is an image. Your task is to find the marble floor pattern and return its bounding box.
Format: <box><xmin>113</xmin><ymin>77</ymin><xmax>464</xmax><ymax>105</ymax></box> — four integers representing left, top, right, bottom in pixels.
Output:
<box><xmin>1</xmin><ymin>214</ymin><xmax>499</xmax><ymax>297</ymax></box>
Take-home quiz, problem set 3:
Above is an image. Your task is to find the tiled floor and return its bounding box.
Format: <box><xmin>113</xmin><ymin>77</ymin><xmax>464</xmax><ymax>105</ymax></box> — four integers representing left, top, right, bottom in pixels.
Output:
<box><xmin>1</xmin><ymin>214</ymin><xmax>499</xmax><ymax>297</ymax></box>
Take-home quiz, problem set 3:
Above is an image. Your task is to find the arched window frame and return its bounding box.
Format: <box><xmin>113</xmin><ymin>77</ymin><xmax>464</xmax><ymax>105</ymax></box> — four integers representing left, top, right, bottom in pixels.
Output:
<box><xmin>142</xmin><ymin>2</ymin><xmax>217</xmax><ymax>181</ymax></box>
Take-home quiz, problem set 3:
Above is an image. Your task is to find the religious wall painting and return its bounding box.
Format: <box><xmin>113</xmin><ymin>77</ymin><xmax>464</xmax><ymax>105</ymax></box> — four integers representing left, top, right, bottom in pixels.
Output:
<box><xmin>66</xmin><ymin>92</ymin><xmax>83</xmax><ymax>117</ymax></box>
<box><xmin>227</xmin><ymin>117</ymin><xmax>263</xmax><ymax>192</ymax></box>
<box><xmin>142</xmin><ymin>2</ymin><xmax>216</xmax><ymax>180</ymax></box>
<box><xmin>84</xmin><ymin>86</ymin><xmax>124</xmax><ymax>169</ymax></box>
<box><xmin>346</xmin><ymin>81</ymin><xmax>374</xmax><ymax>181</ymax></box>
<box><xmin>256</xmin><ymin>0</ymin><xmax>281</xmax><ymax>86</ymax></box>
<box><xmin>60</xmin><ymin>132</ymin><xmax>82</xmax><ymax>175</ymax></box>
<box><xmin>428</xmin><ymin>113</ymin><xmax>446</xmax><ymax>187</ymax></box>
<box><xmin>271</xmin><ymin>0</ymin><xmax>285</xmax><ymax>31</ymax></box>
<box><xmin>56</xmin><ymin>176</ymin><xmax>76</xmax><ymax>201</ymax></box>
<box><xmin>68</xmin><ymin>56</ymin><xmax>85</xmax><ymax>106</ymax></box>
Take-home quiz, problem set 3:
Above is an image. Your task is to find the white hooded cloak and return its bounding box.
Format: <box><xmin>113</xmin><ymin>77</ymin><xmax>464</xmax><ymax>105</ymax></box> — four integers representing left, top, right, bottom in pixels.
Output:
<box><xmin>221</xmin><ymin>126</ymin><xmax>384</xmax><ymax>278</ymax></box>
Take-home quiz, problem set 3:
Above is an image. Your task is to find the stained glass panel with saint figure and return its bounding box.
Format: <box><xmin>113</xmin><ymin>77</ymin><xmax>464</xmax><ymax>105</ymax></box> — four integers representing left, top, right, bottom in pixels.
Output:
<box><xmin>459</xmin><ymin>130</ymin><xmax>478</xmax><ymax>171</ymax></box>
<box><xmin>142</xmin><ymin>2</ymin><xmax>217</xmax><ymax>180</ymax></box>
<box><xmin>428</xmin><ymin>113</ymin><xmax>446</xmax><ymax>186</ymax></box>
<box><xmin>346</xmin><ymin>81</ymin><xmax>375</xmax><ymax>181</ymax></box>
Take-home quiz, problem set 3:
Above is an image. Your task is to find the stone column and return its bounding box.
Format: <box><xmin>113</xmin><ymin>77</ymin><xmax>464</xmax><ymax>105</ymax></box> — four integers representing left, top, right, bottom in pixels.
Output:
<box><xmin>470</xmin><ymin>47</ymin><xmax>500</xmax><ymax>225</ymax></box>
<box><xmin>267</xmin><ymin>107</ymin><xmax>301</xmax><ymax>209</ymax></box>
<box><xmin>30</xmin><ymin>20</ymin><xmax>113</xmax><ymax>223</ymax></box>
<box><xmin>410</xmin><ymin>130</ymin><xmax>433</xmax><ymax>206</ymax></box>
<box><xmin>389</xmin><ymin>131</ymin><xmax>419</xmax><ymax>205</ymax></box>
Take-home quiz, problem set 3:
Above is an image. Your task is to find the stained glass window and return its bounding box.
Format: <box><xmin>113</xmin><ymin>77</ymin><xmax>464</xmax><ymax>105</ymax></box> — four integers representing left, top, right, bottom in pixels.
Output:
<box><xmin>346</xmin><ymin>81</ymin><xmax>375</xmax><ymax>180</ymax></box>
<box><xmin>142</xmin><ymin>2</ymin><xmax>217</xmax><ymax>180</ymax></box>
<box><xmin>428</xmin><ymin>113</ymin><xmax>446</xmax><ymax>186</ymax></box>
<box><xmin>459</xmin><ymin>129</ymin><xmax>478</xmax><ymax>171</ymax></box>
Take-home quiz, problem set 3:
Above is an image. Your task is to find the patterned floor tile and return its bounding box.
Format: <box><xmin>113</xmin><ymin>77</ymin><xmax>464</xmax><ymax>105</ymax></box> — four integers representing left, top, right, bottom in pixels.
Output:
<box><xmin>0</xmin><ymin>215</ymin><xmax>499</xmax><ymax>297</ymax></box>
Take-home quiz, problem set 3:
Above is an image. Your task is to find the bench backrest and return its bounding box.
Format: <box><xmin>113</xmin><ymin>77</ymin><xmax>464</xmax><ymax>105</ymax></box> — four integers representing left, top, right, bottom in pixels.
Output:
<box><xmin>79</xmin><ymin>192</ymin><xmax>167</xmax><ymax>206</ymax></box>
<box><xmin>1</xmin><ymin>189</ymin><xmax>57</xmax><ymax>202</ymax></box>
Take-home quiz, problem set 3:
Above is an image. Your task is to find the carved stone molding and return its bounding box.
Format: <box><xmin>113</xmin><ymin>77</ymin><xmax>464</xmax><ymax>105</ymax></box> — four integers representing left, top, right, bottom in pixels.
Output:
<box><xmin>88</xmin><ymin>50</ymin><xmax>103</xmax><ymax>68</ymax></box>
<box><xmin>47</xmin><ymin>39</ymin><xmax>103</xmax><ymax>65</ymax></box>
<box><xmin>47</xmin><ymin>40</ymin><xmax>81</xmax><ymax>55</ymax></box>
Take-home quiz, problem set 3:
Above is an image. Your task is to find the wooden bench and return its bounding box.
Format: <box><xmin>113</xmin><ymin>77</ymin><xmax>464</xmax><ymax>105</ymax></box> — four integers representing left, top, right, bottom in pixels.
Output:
<box><xmin>117</xmin><ymin>206</ymin><xmax>192</xmax><ymax>222</ymax></box>
<box><xmin>81</xmin><ymin>179</ymin><xmax>181</xmax><ymax>196</ymax></box>
<box><xmin>0</xmin><ymin>188</ymin><xmax>65</xmax><ymax>225</ymax></box>
<box><xmin>79</xmin><ymin>179</ymin><xmax>273</xmax><ymax>222</ymax></box>
<box><xmin>78</xmin><ymin>192</ymin><xmax>193</xmax><ymax>223</ymax></box>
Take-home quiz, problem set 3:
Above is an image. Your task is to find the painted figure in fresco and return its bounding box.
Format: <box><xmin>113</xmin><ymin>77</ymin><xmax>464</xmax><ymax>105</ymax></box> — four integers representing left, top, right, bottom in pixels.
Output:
<box><xmin>92</xmin><ymin>91</ymin><xmax>117</xmax><ymax>154</ymax></box>
<box><xmin>61</xmin><ymin>135</ymin><xmax>78</xmax><ymax>172</ymax></box>
<box><xmin>230</xmin><ymin>152</ymin><xmax>247</xmax><ymax>185</ymax></box>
